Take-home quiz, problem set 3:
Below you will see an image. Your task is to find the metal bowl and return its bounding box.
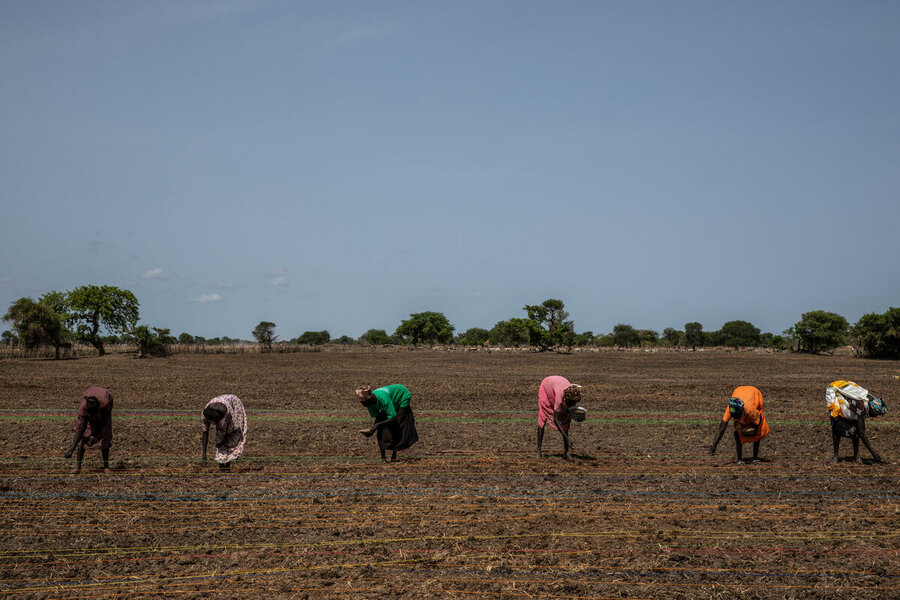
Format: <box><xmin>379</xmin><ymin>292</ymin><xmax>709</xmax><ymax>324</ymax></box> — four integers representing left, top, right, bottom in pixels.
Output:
<box><xmin>569</xmin><ymin>406</ymin><xmax>587</xmax><ymax>422</ymax></box>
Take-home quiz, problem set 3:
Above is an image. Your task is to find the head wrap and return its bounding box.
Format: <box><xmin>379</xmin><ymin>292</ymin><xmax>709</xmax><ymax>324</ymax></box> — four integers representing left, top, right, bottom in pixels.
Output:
<box><xmin>868</xmin><ymin>396</ymin><xmax>887</xmax><ymax>417</ymax></box>
<box><xmin>728</xmin><ymin>397</ymin><xmax>744</xmax><ymax>415</ymax></box>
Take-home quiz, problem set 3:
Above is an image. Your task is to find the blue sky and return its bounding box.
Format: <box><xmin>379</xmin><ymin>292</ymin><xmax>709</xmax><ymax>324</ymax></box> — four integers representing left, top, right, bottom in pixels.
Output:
<box><xmin>2</xmin><ymin>1</ymin><xmax>898</xmax><ymax>339</ymax></box>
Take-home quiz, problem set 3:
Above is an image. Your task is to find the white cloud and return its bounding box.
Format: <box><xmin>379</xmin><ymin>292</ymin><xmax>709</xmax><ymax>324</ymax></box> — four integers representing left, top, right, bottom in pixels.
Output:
<box><xmin>141</xmin><ymin>268</ymin><xmax>169</xmax><ymax>280</ymax></box>
<box><xmin>189</xmin><ymin>294</ymin><xmax>223</xmax><ymax>304</ymax></box>
<box><xmin>268</xmin><ymin>269</ymin><xmax>288</xmax><ymax>287</ymax></box>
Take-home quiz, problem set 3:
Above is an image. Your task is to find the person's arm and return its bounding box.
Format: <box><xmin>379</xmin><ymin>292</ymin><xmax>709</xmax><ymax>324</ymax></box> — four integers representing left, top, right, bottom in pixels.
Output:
<box><xmin>65</xmin><ymin>416</ymin><xmax>87</xmax><ymax>458</ymax></box>
<box><xmin>710</xmin><ymin>420</ymin><xmax>728</xmax><ymax>454</ymax></box>
<box><xmin>363</xmin><ymin>415</ymin><xmax>398</xmax><ymax>437</ymax></box>
<box><xmin>201</xmin><ymin>429</ymin><xmax>209</xmax><ymax>460</ymax></box>
<box><xmin>857</xmin><ymin>418</ymin><xmax>881</xmax><ymax>462</ymax></box>
<box><xmin>552</xmin><ymin>412</ymin><xmax>570</xmax><ymax>459</ymax></box>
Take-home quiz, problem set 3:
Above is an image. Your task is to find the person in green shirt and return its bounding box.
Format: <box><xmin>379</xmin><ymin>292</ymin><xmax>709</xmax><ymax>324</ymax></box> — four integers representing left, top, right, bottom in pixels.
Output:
<box><xmin>355</xmin><ymin>384</ymin><xmax>419</xmax><ymax>462</ymax></box>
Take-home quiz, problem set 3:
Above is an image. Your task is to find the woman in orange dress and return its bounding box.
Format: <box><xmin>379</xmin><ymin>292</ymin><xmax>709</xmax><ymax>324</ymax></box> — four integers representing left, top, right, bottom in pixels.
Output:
<box><xmin>709</xmin><ymin>385</ymin><xmax>770</xmax><ymax>463</ymax></box>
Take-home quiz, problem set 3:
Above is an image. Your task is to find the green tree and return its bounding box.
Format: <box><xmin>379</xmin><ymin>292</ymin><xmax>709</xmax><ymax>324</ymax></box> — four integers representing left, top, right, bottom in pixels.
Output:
<box><xmin>684</xmin><ymin>322</ymin><xmax>704</xmax><ymax>351</ymax></box>
<box><xmin>395</xmin><ymin>311</ymin><xmax>454</xmax><ymax>345</ymax></box>
<box><xmin>1</xmin><ymin>330</ymin><xmax>15</xmax><ymax>346</ymax></box>
<box><xmin>335</xmin><ymin>335</ymin><xmax>356</xmax><ymax>345</ymax></box>
<box><xmin>252</xmin><ymin>321</ymin><xmax>277</xmax><ymax>350</ymax></box>
<box><xmin>133</xmin><ymin>326</ymin><xmax>171</xmax><ymax>358</ymax></box>
<box><xmin>523</xmin><ymin>299</ymin><xmax>575</xmax><ymax>351</ymax></box>
<box><xmin>719</xmin><ymin>320</ymin><xmax>760</xmax><ymax>349</ymax></box>
<box><xmin>596</xmin><ymin>333</ymin><xmax>616</xmax><ymax>347</ymax></box>
<box><xmin>67</xmin><ymin>285</ymin><xmax>140</xmax><ymax>356</ymax></box>
<box><xmin>574</xmin><ymin>331</ymin><xmax>595</xmax><ymax>347</ymax></box>
<box><xmin>662</xmin><ymin>328</ymin><xmax>682</xmax><ymax>347</ymax></box>
<box><xmin>359</xmin><ymin>329</ymin><xmax>393</xmax><ymax>345</ymax></box>
<box><xmin>178</xmin><ymin>332</ymin><xmax>196</xmax><ymax>344</ymax></box>
<box><xmin>3</xmin><ymin>297</ymin><xmax>70</xmax><ymax>359</ymax></box>
<box><xmin>759</xmin><ymin>333</ymin><xmax>789</xmax><ymax>352</ymax></box>
<box><xmin>456</xmin><ymin>327</ymin><xmax>490</xmax><ymax>346</ymax></box>
<box><xmin>295</xmin><ymin>330</ymin><xmax>331</xmax><ymax>345</ymax></box>
<box><xmin>612</xmin><ymin>323</ymin><xmax>641</xmax><ymax>348</ymax></box>
<box><xmin>792</xmin><ymin>310</ymin><xmax>849</xmax><ymax>354</ymax></box>
<box><xmin>852</xmin><ymin>307</ymin><xmax>900</xmax><ymax>358</ymax></box>
<box><xmin>638</xmin><ymin>329</ymin><xmax>659</xmax><ymax>346</ymax></box>
<box><xmin>490</xmin><ymin>318</ymin><xmax>537</xmax><ymax>347</ymax></box>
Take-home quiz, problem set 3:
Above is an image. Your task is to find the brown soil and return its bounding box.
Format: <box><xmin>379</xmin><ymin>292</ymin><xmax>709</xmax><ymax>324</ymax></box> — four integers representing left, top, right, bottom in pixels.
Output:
<box><xmin>0</xmin><ymin>350</ymin><xmax>898</xmax><ymax>599</ymax></box>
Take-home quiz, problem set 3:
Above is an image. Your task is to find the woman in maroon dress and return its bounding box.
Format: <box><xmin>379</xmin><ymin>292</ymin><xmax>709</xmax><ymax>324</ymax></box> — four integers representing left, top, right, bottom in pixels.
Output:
<box><xmin>65</xmin><ymin>386</ymin><xmax>114</xmax><ymax>473</ymax></box>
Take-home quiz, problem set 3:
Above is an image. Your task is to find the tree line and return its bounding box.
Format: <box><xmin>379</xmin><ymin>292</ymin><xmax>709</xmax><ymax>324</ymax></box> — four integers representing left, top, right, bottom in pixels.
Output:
<box><xmin>3</xmin><ymin>288</ymin><xmax>899</xmax><ymax>359</ymax></box>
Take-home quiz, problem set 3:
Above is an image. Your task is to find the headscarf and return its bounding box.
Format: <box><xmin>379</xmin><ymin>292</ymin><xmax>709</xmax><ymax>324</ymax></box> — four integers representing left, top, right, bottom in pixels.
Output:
<box><xmin>868</xmin><ymin>396</ymin><xmax>887</xmax><ymax>417</ymax></box>
<box><xmin>728</xmin><ymin>397</ymin><xmax>744</xmax><ymax>415</ymax></box>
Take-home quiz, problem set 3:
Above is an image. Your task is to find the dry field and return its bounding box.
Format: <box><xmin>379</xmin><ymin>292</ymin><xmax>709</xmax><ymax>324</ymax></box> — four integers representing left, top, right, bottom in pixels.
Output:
<box><xmin>0</xmin><ymin>350</ymin><xmax>898</xmax><ymax>599</ymax></box>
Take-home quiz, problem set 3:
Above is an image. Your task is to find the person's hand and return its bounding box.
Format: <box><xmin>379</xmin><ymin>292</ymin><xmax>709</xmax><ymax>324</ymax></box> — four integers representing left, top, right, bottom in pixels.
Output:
<box><xmin>64</xmin><ymin>450</ymin><xmax>73</xmax><ymax>459</ymax></box>
<box><xmin>563</xmin><ymin>453</ymin><xmax>571</xmax><ymax>461</ymax></box>
<box><xmin>872</xmin><ymin>453</ymin><xmax>882</xmax><ymax>463</ymax></box>
<box><xmin>359</xmin><ymin>428</ymin><xmax>374</xmax><ymax>437</ymax></box>
<box><xmin>708</xmin><ymin>445</ymin><xmax>716</xmax><ymax>455</ymax></box>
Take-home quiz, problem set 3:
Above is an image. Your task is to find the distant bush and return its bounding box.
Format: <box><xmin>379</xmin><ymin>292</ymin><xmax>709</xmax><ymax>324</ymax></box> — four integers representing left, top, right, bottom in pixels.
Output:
<box><xmin>456</xmin><ymin>328</ymin><xmax>490</xmax><ymax>346</ymax></box>
<box><xmin>395</xmin><ymin>312</ymin><xmax>454</xmax><ymax>345</ymax></box>
<box><xmin>791</xmin><ymin>310</ymin><xmax>849</xmax><ymax>354</ymax></box>
<box><xmin>612</xmin><ymin>324</ymin><xmax>641</xmax><ymax>348</ymax></box>
<box><xmin>294</xmin><ymin>330</ymin><xmax>331</xmax><ymax>345</ymax></box>
<box><xmin>720</xmin><ymin>320</ymin><xmax>760</xmax><ymax>349</ymax></box>
<box><xmin>359</xmin><ymin>329</ymin><xmax>394</xmax><ymax>346</ymax></box>
<box><xmin>852</xmin><ymin>307</ymin><xmax>900</xmax><ymax>358</ymax></box>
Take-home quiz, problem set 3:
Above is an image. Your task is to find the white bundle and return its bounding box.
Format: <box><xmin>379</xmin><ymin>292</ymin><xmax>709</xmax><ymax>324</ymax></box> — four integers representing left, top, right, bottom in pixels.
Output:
<box><xmin>826</xmin><ymin>380</ymin><xmax>869</xmax><ymax>419</ymax></box>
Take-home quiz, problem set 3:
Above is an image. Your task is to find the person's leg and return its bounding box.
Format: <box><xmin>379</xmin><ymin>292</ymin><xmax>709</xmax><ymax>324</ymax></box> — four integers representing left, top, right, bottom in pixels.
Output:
<box><xmin>851</xmin><ymin>435</ymin><xmax>860</xmax><ymax>462</ymax></box>
<box><xmin>733</xmin><ymin>431</ymin><xmax>743</xmax><ymax>463</ymax></box>
<box><xmin>218</xmin><ymin>461</ymin><xmax>231</xmax><ymax>470</ymax></box>
<box><xmin>536</xmin><ymin>426</ymin><xmax>545</xmax><ymax>459</ymax></box>
<box><xmin>377</xmin><ymin>437</ymin><xmax>387</xmax><ymax>462</ymax></box>
<box><xmin>832</xmin><ymin>429</ymin><xmax>842</xmax><ymax>463</ymax></box>
<box><xmin>73</xmin><ymin>445</ymin><xmax>84</xmax><ymax>474</ymax></box>
<box><xmin>390</xmin><ymin>450</ymin><xmax>397</xmax><ymax>462</ymax></box>
<box><xmin>101</xmin><ymin>448</ymin><xmax>110</xmax><ymax>471</ymax></box>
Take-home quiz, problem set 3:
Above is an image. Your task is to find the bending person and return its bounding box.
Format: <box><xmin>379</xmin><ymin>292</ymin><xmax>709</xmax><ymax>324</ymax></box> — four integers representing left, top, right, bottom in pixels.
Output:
<box><xmin>710</xmin><ymin>385</ymin><xmax>770</xmax><ymax>463</ymax></box>
<box><xmin>536</xmin><ymin>376</ymin><xmax>582</xmax><ymax>460</ymax></box>
<box><xmin>65</xmin><ymin>386</ymin><xmax>114</xmax><ymax>474</ymax></box>
<box><xmin>356</xmin><ymin>384</ymin><xmax>418</xmax><ymax>462</ymax></box>
<box><xmin>201</xmin><ymin>394</ymin><xmax>248</xmax><ymax>470</ymax></box>
<box><xmin>827</xmin><ymin>380</ymin><xmax>885</xmax><ymax>463</ymax></box>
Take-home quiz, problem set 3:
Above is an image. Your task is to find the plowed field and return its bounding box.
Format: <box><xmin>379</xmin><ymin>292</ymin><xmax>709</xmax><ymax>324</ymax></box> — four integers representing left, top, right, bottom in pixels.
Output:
<box><xmin>1</xmin><ymin>350</ymin><xmax>898</xmax><ymax>599</ymax></box>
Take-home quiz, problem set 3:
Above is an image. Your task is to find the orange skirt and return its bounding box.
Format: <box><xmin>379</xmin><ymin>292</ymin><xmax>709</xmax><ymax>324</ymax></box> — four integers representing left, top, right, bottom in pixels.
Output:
<box><xmin>735</xmin><ymin>415</ymin><xmax>769</xmax><ymax>444</ymax></box>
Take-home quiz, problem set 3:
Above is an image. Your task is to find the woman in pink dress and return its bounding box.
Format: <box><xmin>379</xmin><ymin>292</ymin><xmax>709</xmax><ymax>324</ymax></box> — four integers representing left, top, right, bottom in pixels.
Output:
<box><xmin>536</xmin><ymin>376</ymin><xmax>582</xmax><ymax>460</ymax></box>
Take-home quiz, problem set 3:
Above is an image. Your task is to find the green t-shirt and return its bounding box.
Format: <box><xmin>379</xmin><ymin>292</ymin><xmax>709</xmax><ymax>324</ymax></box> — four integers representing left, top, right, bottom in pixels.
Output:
<box><xmin>366</xmin><ymin>384</ymin><xmax>411</xmax><ymax>419</ymax></box>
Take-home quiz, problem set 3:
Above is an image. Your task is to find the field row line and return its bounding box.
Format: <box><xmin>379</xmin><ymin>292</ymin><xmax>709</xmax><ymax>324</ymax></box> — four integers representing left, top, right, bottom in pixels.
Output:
<box><xmin>3</xmin><ymin>487</ymin><xmax>898</xmax><ymax>502</ymax></box>
<box><xmin>1</xmin><ymin>529</ymin><xmax>897</xmax><ymax>559</ymax></box>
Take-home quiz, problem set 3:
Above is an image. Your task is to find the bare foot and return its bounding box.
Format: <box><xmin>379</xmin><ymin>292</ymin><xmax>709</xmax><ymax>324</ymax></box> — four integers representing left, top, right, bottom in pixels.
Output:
<box><xmin>536</xmin><ymin>452</ymin><xmax>543</xmax><ymax>459</ymax></box>
<box><xmin>103</xmin><ymin>467</ymin><xmax>111</xmax><ymax>473</ymax></box>
<box><xmin>71</xmin><ymin>467</ymin><xmax>81</xmax><ymax>474</ymax></box>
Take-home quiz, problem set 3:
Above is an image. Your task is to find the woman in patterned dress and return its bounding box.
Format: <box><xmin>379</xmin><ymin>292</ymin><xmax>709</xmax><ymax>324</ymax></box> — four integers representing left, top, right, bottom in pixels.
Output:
<box><xmin>201</xmin><ymin>394</ymin><xmax>248</xmax><ymax>470</ymax></box>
